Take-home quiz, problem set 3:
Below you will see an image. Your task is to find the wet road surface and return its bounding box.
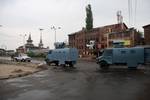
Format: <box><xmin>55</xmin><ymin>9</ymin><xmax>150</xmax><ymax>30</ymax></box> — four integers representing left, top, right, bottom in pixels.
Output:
<box><xmin>1</xmin><ymin>60</ymin><xmax>150</xmax><ymax>100</ymax></box>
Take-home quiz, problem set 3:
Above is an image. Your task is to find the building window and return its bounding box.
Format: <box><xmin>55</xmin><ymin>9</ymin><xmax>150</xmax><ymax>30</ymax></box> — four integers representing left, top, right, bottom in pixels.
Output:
<box><xmin>124</xmin><ymin>33</ymin><xmax>130</xmax><ymax>37</ymax></box>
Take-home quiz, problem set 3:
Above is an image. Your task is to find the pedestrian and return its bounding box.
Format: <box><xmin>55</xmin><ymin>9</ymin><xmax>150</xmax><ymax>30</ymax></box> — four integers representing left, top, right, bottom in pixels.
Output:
<box><xmin>11</xmin><ymin>54</ymin><xmax>14</xmax><ymax>61</ymax></box>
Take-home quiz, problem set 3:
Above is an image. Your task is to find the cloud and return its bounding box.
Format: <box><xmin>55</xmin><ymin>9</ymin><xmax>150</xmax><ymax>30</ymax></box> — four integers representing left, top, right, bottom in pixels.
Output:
<box><xmin>0</xmin><ymin>0</ymin><xmax>150</xmax><ymax>50</ymax></box>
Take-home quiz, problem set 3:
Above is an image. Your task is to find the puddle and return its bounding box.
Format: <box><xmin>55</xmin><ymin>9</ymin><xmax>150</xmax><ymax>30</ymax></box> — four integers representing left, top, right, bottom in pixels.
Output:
<box><xmin>9</xmin><ymin>83</ymin><xmax>33</xmax><ymax>88</ymax></box>
<box><xmin>32</xmin><ymin>74</ymin><xmax>46</xmax><ymax>77</ymax></box>
<box><xmin>6</xmin><ymin>78</ymin><xmax>26</xmax><ymax>83</ymax></box>
<box><xmin>8</xmin><ymin>90</ymin><xmax>53</xmax><ymax>100</ymax></box>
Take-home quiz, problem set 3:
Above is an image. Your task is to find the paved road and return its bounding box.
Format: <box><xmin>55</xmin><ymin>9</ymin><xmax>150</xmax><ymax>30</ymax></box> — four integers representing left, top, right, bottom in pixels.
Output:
<box><xmin>1</xmin><ymin>60</ymin><xmax>150</xmax><ymax>100</ymax></box>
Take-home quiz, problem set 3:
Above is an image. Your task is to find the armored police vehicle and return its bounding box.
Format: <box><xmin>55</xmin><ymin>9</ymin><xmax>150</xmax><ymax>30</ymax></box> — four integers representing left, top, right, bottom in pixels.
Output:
<box><xmin>45</xmin><ymin>48</ymin><xmax>78</xmax><ymax>67</ymax></box>
<box><xmin>97</xmin><ymin>47</ymin><xmax>150</xmax><ymax>69</ymax></box>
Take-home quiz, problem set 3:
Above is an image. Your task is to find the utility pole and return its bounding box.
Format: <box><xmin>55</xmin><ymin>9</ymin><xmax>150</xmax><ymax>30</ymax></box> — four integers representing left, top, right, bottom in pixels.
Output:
<box><xmin>51</xmin><ymin>26</ymin><xmax>61</xmax><ymax>43</ymax></box>
<box><xmin>39</xmin><ymin>28</ymin><xmax>44</xmax><ymax>40</ymax></box>
<box><xmin>128</xmin><ymin>0</ymin><xmax>137</xmax><ymax>27</ymax></box>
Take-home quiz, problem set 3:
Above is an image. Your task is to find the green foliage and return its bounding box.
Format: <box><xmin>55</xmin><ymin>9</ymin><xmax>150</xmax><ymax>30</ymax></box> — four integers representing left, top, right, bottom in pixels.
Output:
<box><xmin>27</xmin><ymin>51</ymin><xmax>46</xmax><ymax>58</ymax></box>
<box><xmin>36</xmin><ymin>53</ymin><xmax>46</xmax><ymax>58</ymax></box>
<box><xmin>137</xmin><ymin>30</ymin><xmax>144</xmax><ymax>37</ymax></box>
<box><xmin>137</xmin><ymin>30</ymin><xmax>145</xmax><ymax>45</ymax></box>
<box><xmin>85</xmin><ymin>4</ymin><xmax>93</xmax><ymax>30</ymax></box>
<box><xmin>27</xmin><ymin>51</ymin><xmax>35</xmax><ymax>57</ymax></box>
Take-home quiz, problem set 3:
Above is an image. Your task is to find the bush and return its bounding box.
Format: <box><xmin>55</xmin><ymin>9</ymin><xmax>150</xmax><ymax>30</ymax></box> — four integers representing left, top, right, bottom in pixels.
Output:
<box><xmin>27</xmin><ymin>51</ymin><xmax>35</xmax><ymax>57</ymax></box>
<box><xmin>27</xmin><ymin>51</ymin><xmax>46</xmax><ymax>58</ymax></box>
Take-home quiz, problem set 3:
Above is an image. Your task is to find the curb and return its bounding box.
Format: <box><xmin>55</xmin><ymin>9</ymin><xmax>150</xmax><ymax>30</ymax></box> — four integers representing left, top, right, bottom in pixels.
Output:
<box><xmin>78</xmin><ymin>58</ymin><xmax>96</xmax><ymax>62</ymax></box>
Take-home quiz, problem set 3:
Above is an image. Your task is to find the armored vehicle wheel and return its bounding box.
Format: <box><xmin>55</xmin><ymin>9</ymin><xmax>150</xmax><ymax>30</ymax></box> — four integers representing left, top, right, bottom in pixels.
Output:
<box><xmin>128</xmin><ymin>67</ymin><xmax>137</xmax><ymax>70</ymax></box>
<box><xmin>69</xmin><ymin>63</ymin><xmax>74</xmax><ymax>68</ymax></box>
<box><xmin>55</xmin><ymin>62</ymin><xmax>59</xmax><ymax>66</ymax></box>
<box><xmin>46</xmin><ymin>62</ymin><xmax>51</xmax><ymax>66</ymax></box>
<box><xmin>99</xmin><ymin>61</ymin><xmax>109</xmax><ymax>69</ymax></box>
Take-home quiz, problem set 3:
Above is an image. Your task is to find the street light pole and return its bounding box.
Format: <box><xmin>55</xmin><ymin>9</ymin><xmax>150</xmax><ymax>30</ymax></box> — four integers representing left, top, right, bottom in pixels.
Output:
<box><xmin>51</xmin><ymin>26</ymin><xmax>61</xmax><ymax>43</ymax></box>
<box><xmin>39</xmin><ymin>28</ymin><xmax>44</xmax><ymax>40</ymax></box>
<box><xmin>54</xmin><ymin>29</ymin><xmax>56</xmax><ymax>43</ymax></box>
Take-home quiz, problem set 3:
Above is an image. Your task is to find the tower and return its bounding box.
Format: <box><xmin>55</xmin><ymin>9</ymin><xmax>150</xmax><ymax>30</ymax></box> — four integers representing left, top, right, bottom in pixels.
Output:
<box><xmin>117</xmin><ymin>11</ymin><xmax>123</xmax><ymax>24</ymax></box>
<box><xmin>117</xmin><ymin>11</ymin><xmax>124</xmax><ymax>29</ymax></box>
<box><xmin>27</xmin><ymin>34</ymin><xmax>33</xmax><ymax>44</ymax></box>
<box><xmin>25</xmin><ymin>34</ymin><xmax>34</xmax><ymax>49</ymax></box>
<box><xmin>38</xmin><ymin>28</ymin><xmax>44</xmax><ymax>48</ymax></box>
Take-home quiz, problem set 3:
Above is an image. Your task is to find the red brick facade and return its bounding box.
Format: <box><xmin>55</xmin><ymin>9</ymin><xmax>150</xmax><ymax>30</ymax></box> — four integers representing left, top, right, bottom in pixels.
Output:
<box><xmin>143</xmin><ymin>24</ymin><xmax>150</xmax><ymax>45</ymax></box>
<box><xmin>68</xmin><ymin>23</ymin><xmax>128</xmax><ymax>56</ymax></box>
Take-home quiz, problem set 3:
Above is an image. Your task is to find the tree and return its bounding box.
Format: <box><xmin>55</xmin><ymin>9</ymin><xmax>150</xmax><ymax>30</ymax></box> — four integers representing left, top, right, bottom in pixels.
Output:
<box><xmin>85</xmin><ymin>4</ymin><xmax>93</xmax><ymax>30</ymax></box>
<box><xmin>137</xmin><ymin>30</ymin><xmax>145</xmax><ymax>45</ymax></box>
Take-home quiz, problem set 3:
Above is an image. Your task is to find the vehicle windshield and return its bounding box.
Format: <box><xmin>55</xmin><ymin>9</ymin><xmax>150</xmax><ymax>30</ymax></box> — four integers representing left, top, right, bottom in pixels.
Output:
<box><xmin>102</xmin><ymin>49</ymin><xmax>112</xmax><ymax>56</ymax></box>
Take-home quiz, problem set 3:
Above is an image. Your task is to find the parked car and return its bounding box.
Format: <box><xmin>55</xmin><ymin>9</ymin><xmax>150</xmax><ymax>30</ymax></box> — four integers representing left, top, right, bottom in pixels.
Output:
<box><xmin>13</xmin><ymin>53</ymin><xmax>31</xmax><ymax>62</ymax></box>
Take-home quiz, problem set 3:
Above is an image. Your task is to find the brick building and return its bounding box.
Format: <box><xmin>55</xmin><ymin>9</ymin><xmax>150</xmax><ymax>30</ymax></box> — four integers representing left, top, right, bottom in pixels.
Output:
<box><xmin>108</xmin><ymin>28</ymin><xmax>141</xmax><ymax>47</ymax></box>
<box><xmin>68</xmin><ymin>23</ymin><xmax>128</xmax><ymax>56</ymax></box>
<box><xmin>143</xmin><ymin>24</ymin><xmax>150</xmax><ymax>45</ymax></box>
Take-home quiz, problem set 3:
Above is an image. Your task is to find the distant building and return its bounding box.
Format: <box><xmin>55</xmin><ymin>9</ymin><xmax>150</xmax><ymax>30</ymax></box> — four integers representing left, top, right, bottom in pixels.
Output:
<box><xmin>16</xmin><ymin>46</ymin><xmax>25</xmax><ymax>53</ymax></box>
<box><xmin>143</xmin><ymin>24</ymin><xmax>150</xmax><ymax>45</ymax></box>
<box><xmin>0</xmin><ymin>48</ymin><xmax>14</xmax><ymax>56</ymax></box>
<box><xmin>0</xmin><ymin>48</ymin><xmax>6</xmax><ymax>56</ymax></box>
<box><xmin>16</xmin><ymin>34</ymin><xmax>48</xmax><ymax>53</ymax></box>
<box><xmin>6</xmin><ymin>50</ymin><xmax>15</xmax><ymax>56</ymax></box>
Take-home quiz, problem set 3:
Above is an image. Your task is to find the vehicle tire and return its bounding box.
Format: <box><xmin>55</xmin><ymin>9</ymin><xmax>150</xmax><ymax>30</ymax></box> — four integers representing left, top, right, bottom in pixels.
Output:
<box><xmin>46</xmin><ymin>61</ymin><xmax>51</xmax><ymax>66</ymax></box>
<box><xmin>55</xmin><ymin>62</ymin><xmax>59</xmax><ymax>66</ymax></box>
<box><xmin>99</xmin><ymin>61</ymin><xmax>109</xmax><ymax>70</ymax></box>
<box><xmin>62</xmin><ymin>64</ymin><xmax>66</xmax><ymax>68</ymax></box>
<box><xmin>15</xmin><ymin>59</ymin><xmax>18</xmax><ymax>62</ymax></box>
<box><xmin>69</xmin><ymin>62</ymin><xmax>73</xmax><ymax>67</ymax></box>
<box><xmin>28</xmin><ymin>60</ymin><xmax>31</xmax><ymax>62</ymax></box>
<box><xmin>128</xmin><ymin>67</ymin><xmax>137</xmax><ymax>70</ymax></box>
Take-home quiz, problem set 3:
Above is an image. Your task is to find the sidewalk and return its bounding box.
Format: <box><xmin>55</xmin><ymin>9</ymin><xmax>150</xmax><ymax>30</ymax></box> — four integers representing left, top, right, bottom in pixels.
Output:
<box><xmin>0</xmin><ymin>59</ymin><xmax>48</xmax><ymax>80</ymax></box>
<box><xmin>78</xmin><ymin>56</ymin><xmax>96</xmax><ymax>62</ymax></box>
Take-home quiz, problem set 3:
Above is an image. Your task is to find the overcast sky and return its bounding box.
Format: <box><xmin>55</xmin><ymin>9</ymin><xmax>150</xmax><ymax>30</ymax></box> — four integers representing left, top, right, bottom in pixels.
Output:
<box><xmin>0</xmin><ymin>0</ymin><xmax>150</xmax><ymax>50</ymax></box>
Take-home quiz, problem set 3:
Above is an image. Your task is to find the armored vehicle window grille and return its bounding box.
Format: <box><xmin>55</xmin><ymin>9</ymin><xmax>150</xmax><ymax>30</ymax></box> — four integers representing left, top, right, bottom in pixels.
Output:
<box><xmin>103</xmin><ymin>49</ymin><xmax>112</xmax><ymax>56</ymax></box>
<box><xmin>121</xmin><ymin>51</ymin><xmax>126</xmax><ymax>54</ymax></box>
<box><xmin>48</xmin><ymin>50</ymin><xmax>52</xmax><ymax>54</ymax></box>
<box><xmin>130</xmin><ymin>50</ymin><xmax>136</xmax><ymax>54</ymax></box>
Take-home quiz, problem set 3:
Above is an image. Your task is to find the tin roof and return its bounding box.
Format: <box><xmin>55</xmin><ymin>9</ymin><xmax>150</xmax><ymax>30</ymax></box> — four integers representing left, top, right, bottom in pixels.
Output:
<box><xmin>68</xmin><ymin>23</ymin><xmax>128</xmax><ymax>36</ymax></box>
<box><xmin>143</xmin><ymin>24</ymin><xmax>150</xmax><ymax>28</ymax></box>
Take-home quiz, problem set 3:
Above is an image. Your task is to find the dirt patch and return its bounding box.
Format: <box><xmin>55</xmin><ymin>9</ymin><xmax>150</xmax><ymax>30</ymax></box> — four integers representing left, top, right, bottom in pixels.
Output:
<box><xmin>0</xmin><ymin>60</ymin><xmax>48</xmax><ymax>80</ymax></box>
